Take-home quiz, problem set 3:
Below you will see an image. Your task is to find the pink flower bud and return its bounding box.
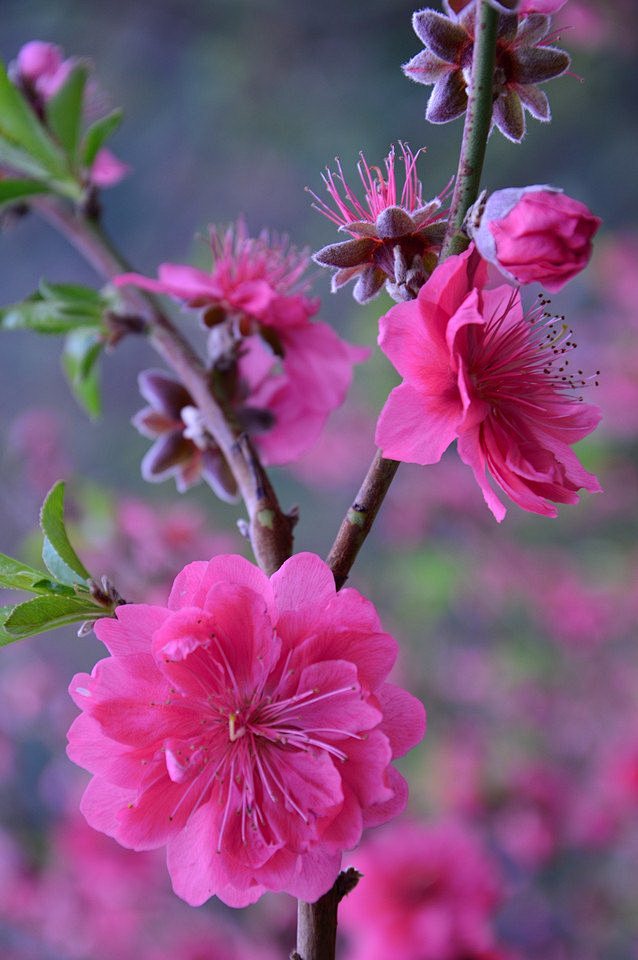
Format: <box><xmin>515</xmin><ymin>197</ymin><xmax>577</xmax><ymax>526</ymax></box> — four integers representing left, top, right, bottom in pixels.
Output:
<box><xmin>467</xmin><ymin>186</ymin><xmax>601</xmax><ymax>291</ymax></box>
<box><xmin>15</xmin><ymin>40</ymin><xmax>63</xmax><ymax>83</ymax></box>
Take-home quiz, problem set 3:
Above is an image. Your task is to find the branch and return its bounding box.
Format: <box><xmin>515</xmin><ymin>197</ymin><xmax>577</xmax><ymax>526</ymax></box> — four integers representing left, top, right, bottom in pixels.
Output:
<box><xmin>293</xmin><ymin>869</ymin><xmax>361</xmax><ymax>960</ymax></box>
<box><xmin>439</xmin><ymin>1</ymin><xmax>499</xmax><ymax>259</ymax></box>
<box><xmin>327</xmin><ymin>451</ymin><xmax>399</xmax><ymax>589</ymax></box>
<box><xmin>34</xmin><ymin>198</ymin><xmax>293</xmax><ymax>575</ymax></box>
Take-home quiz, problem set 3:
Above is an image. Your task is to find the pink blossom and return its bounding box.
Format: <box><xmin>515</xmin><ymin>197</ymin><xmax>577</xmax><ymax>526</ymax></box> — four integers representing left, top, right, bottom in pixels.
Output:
<box><xmin>67</xmin><ymin>552</ymin><xmax>425</xmax><ymax>907</ymax></box>
<box><xmin>375</xmin><ymin>246</ymin><xmax>602</xmax><ymax>521</ymax></box>
<box><xmin>467</xmin><ymin>186</ymin><xmax>601</xmax><ymax>292</ymax></box>
<box><xmin>15</xmin><ymin>40</ymin><xmax>71</xmax><ymax>98</ymax></box>
<box><xmin>90</xmin><ymin>147</ymin><xmax>131</xmax><ymax>188</ymax></box>
<box><xmin>341</xmin><ymin>819</ymin><xmax>503</xmax><ymax>960</ymax></box>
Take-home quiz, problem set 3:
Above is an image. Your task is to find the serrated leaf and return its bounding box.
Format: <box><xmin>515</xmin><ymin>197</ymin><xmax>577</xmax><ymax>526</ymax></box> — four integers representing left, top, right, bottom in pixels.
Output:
<box><xmin>81</xmin><ymin>109</ymin><xmax>123</xmax><ymax>169</ymax></box>
<box><xmin>62</xmin><ymin>328</ymin><xmax>103</xmax><ymax>417</ymax></box>
<box><xmin>4</xmin><ymin>595</ymin><xmax>101</xmax><ymax>640</ymax></box>
<box><xmin>39</xmin><ymin>481</ymin><xmax>90</xmax><ymax>585</ymax></box>
<box><xmin>0</xmin><ymin>59</ymin><xmax>68</xmax><ymax>176</ymax></box>
<box><xmin>0</xmin><ymin>551</ymin><xmax>74</xmax><ymax>595</ymax></box>
<box><xmin>45</xmin><ymin>65</ymin><xmax>88</xmax><ymax>159</ymax></box>
<box><xmin>0</xmin><ymin>178</ymin><xmax>50</xmax><ymax>208</ymax></box>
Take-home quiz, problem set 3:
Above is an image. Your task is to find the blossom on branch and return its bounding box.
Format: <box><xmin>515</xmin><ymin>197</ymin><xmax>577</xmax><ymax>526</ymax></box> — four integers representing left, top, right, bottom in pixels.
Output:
<box><xmin>375</xmin><ymin>246</ymin><xmax>602</xmax><ymax>520</ymax></box>
<box><xmin>403</xmin><ymin>4</ymin><xmax>570</xmax><ymax>142</ymax></box>
<box><xmin>67</xmin><ymin>552</ymin><xmax>425</xmax><ymax>906</ymax></box>
<box><xmin>466</xmin><ymin>185</ymin><xmax>601</xmax><ymax>291</ymax></box>
<box><xmin>310</xmin><ymin>143</ymin><xmax>449</xmax><ymax>303</ymax></box>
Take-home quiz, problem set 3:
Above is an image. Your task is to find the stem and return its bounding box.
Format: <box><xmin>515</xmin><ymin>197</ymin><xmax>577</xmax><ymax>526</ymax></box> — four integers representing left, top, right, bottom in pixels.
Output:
<box><xmin>35</xmin><ymin>199</ymin><xmax>293</xmax><ymax>575</ymax></box>
<box><xmin>293</xmin><ymin>870</ymin><xmax>361</xmax><ymax>960</ymax></box>
<box><xmin>325</xmin><ymin>1</ymin><xmax>499</xmax><ymax>593</ymax></box>
<box><xmin>440</xmin><ymin>1</ymin><xmax>499</xmax><ymax>259</ymax></box>
<box><xmin>327</xmin><ymin>452</ymin><xmax>399</xmax><ymax>589</ymax></box>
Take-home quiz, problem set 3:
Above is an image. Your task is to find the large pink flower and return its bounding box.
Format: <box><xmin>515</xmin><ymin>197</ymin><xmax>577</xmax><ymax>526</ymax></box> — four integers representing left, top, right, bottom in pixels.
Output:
<box><xmin>67</xmin><ymin>553</ymin><xmax>425</xmax><ymax>907</ymax></box>
<box><xmin>375</xmin><ymin>246</ymin><xmax>602</xmax><ymax>520</ymax></box>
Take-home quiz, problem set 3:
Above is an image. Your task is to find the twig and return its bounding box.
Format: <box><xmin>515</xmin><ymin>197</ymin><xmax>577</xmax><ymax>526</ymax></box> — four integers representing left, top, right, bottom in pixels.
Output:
<box><xmin>439</xmin><ymin>1</ymin><xmax>499</xmax><ymax>259</ymax></box>
<box><xmin>327</xmin><ymin>451</ymin><xmax>399</xmax><ymax>589</ymax></box>
<box><xmin>293</xmin><ymin>869</ymin><xmax>362</xmax><ymax>960</ymax></box>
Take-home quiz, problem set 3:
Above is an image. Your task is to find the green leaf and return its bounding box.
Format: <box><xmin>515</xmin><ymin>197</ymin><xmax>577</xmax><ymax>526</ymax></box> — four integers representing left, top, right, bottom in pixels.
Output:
<box><xmin>38</xmin><ymin>279</ymin><xmax>105</xmax><ymax>307</ymax></box>
<box><xmin>45</xmin><ymin>65</ymin><xmax>88</xmax><ymax>159</ymax></box>
<box><xmin>81</xmin><ymin>109</ymin><xmax>123</xmax><ymax>169</ymax></box>
<box><xmin>0</xmin><ymin>604</ymin><xmax>18</xmax><ymax>647</ymax></box>
<box><xmin>0</xmin><ymin>59</ymin><xmax>68</xmax><ymax>177</ymax></box>
<box><xmin>39</xmin><ymin>481</ymin><xmax>90</xmax><ymax>586</ymax></box>
<box><xmin>0</xmin><ymin>296</ymin><xmax>104</xmax><ymax>334</ymax></box>
<box><xmin>3</xmin><ymin>595</ymin><xmax>102</xmax><ymax>641</ymax></box>
<box><xmin>0</xmin><ymin>178</ymin><xmax>50</xmax><ymax>208</ymax></box>
<box><xmin>0</xmin><ymin>551</ymin><xmax>74</xmax><ymax>595</ymax></box>
<box><xmin>62</xmin><ymin>328</ymin><xmax>103</xmax><ymax>417</ymax></box>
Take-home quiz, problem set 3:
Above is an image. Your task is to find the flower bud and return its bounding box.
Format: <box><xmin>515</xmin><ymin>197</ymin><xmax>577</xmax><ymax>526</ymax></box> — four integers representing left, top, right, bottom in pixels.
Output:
<box><xmin>466</xmin><ymin>186</ymin><xmax>601</xmax><ymax>291</ymax></box>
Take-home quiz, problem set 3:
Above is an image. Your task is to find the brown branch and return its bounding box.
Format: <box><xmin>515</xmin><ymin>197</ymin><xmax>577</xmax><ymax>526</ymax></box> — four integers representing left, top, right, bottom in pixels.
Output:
<box><xmin>34</xmin><ymin>198</ymin><xmax>293</xmax><ymax>575</ymax></box>
<box><xmin>327</xmin><ymin>451</ymin><xmax>399</xmax><ymax>589</ymax></box>
<box><xmin>293</xmin><ymin>869</ymin><xmax>361</xmax><ymax>960</ymax></box>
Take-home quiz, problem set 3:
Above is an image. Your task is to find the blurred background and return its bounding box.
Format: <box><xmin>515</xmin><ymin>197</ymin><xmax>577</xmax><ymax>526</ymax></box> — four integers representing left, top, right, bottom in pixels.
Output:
<box><xmin>1</xmin><ymin>1</ymin><xmax>638</xmax><ymax>958</ymax></box>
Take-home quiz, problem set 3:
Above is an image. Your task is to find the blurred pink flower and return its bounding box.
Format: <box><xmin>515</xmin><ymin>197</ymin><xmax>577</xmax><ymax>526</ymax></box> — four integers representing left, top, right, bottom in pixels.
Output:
<box><xmin>8</xmin><ymin>408</ymin><xmax>72</xmax><ymax>498</ymax></box>
<box><xmin>467</xmin><ymin>187</ymin><xmax>600</xmax><ymax>292</ymax></box>
<box><xmin>12</xmin><ymin>41</ymin><xmax>129</xmax><ymax>188</ymax></box>
<box><xmin>290</xmin><ymin>402</ymin><xmax>375</xmax><ymax>490</ymax></box>
<box><xmin>82</xmin><ymin>496</ymin><xmax>237</xmax><ymax>604</ymax></box>
<box><xmin>341</xmin><ymin>819</ymin><xmax>503</xmax><ymax>960</ymax></box>
<box><xmin>67</xmin><ymin>553</ymin><xmax>425</xmax><ymax>906</ymax></box>
<box><xmin>375</xmin><ymin>246</ymin><xmax>602</xmax><ymax>520</ymax></box>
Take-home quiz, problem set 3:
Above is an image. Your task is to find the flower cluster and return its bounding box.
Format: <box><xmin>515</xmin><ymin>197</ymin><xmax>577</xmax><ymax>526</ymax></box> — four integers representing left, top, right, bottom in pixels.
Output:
<box><xmin>10</xmin><ymin>41</ymin><xmax>129</xmax><ymax>188</ymax></box>
<box><xmin>403</xmin><ymin>4</ymin><xmax>570</xmax><ymax>142</ymax></box>
<box><xmin>311</xmin><ymin>143</ymin><xmax>449</xmax><ymax>302</ymax></box>
<box><xmin>116</xmin><ymin>222</ymin><xmax>368</xmax><ymax>491</ymax></box>
<box><xmin>67</xmin><ymin>553</ymin><xmax>425</xmax><ymax>906</ymax></box>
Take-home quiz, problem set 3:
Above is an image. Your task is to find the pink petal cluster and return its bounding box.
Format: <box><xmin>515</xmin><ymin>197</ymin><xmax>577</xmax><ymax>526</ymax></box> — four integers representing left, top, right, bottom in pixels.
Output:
<box><xmin>13</xmin><ymin>40</ymin><xmax>129</xmax><ymax>188</ymax></box>
<box><xmin>375</xmin><ymin>246</ymin><xmax>602</xmax><ymax>520</ymax></box>
<box><xmin>340</xmin><ymin>819</ymin><xmax>504</xmax><ymax>960</ymax></box>
<box><xmin>115</xmin><ymin>223</ymin><xmax>368</xmax><ymax>466</ymax></box>
<box><xmin>67</xmin><ymin>553</ymin><xmax>425</xmax><ymax>907</ymax></box>
<box><xmin>467</xmin><ymin>186</ymin><xmax>601</xmax><ymax>292</ymax></box>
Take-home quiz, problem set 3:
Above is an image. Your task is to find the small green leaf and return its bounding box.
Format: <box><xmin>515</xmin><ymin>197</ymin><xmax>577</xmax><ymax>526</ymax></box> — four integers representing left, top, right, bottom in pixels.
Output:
<box><xmin>81</xmin><ymin>109</ymin><xmax>123</xmax><ymax>169</ymax></box>
<box><xmin>0</xmin><ymin>551</ymin><xmax>73</xmax><ymax>595</ymax></box>
<box><xmin>38</xmin><ymin>279</ymin><xmax>104</xmax><ymax>307</ymax></box>
<box><xmin>0</xmin><ymin>59</ymin><xmax>68</xmax><ymax>176</ymax></box>
<box><xmin>45</xmin><ymin>65</ymin><xmax>88</xmax><ymax>159</ymax></box>
<box><xmin>0</xmin><ymin>178</ymin><xmax>50</xmax><ymax>207</ymax></box>
<box><xmin>0</xmin><ymin>296</ymin><xmax>104</xmax><ymax>334</ymax></box>
<box><xmin>3</xmin><ymin>595</ymin><xmax>102</xmax><ymax>641</ymax></box>
<box><xmin>40</xmin><ymin>481</ymin><xmax>90</xmax><ymax>586</ymax></box>
<box><xmin>0</xmin><ymin>604</ymin><xmax>18</xmax><ymax>647</ymax></box>
<box><xmin>62</xmin><ymin>328</ymin><xmax>103</xmax><ymax>418</ymax></box>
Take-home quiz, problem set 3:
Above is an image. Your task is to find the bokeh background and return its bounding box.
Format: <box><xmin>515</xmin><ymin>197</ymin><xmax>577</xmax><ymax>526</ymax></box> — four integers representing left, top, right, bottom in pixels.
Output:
<box><xmin>1</xmin><ymin>1</ymin><xmax>638</xmax><ymax>958</ymax></box>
